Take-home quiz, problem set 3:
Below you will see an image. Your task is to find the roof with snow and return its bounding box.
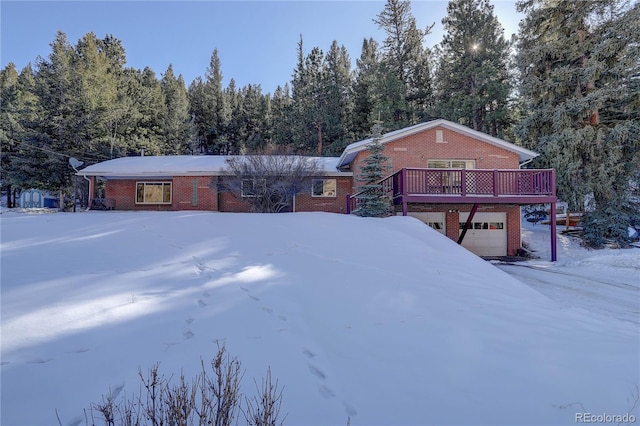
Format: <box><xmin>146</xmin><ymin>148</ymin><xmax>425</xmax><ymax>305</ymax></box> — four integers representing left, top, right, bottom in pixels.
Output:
<box><xmin>77</xmin><ymin>155</ymin><xmax>350</xmax><ymax>179</ymax></box>
<box><xmin>337</xmin><ymin>118</ymin><xmax>539</xmax><ymax>167</ymax></box>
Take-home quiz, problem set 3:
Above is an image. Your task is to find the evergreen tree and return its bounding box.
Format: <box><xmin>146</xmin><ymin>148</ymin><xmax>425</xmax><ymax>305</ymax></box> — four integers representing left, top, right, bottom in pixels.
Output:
<box><xmin>161</xmin><ymin>64</ymin><xmax>190</xmax><ymax>154</ymax></box>
<box><xmin>291</xmin><ymin>37</ymin><xmax>328</xmax><ymax>154</ymax></box>
<box><xmin>187</xmin><ymin>76</ymin><xmax>208</xmax><ymax>153</ymax></box>
<box><xmin>322</xmin><ymin>40</ymin><xmax>354</xmax><ymax>155</ymax></box>
<box><xmin>434</xmin><ymin>0</ymin><xmax>512</xmax><ymax>137</ymax></box>
<box><xmin>352</xmin><ymin>38</ymin><xmax>382</xmax><ymax>139</ymax></box>
<box><xmin>25</xmin><ymin>31</ymin><xmax>81</xmax><ymax>196</ymax></box>
<box><xmin>354</xmin><ymin>123</ymin><xmax>392</xmax><ymax>217</ymax></box>
<box><xmin>203</xmin><ymin>49</ymin><xmax>230</xmax><ymax>154</ymax></box>
<box><xmin>374</xmin><ymin>0</ymin><xmax>434</xmax><ymax>126</ymax></box>
<box><xmin>270</xmin><ymin>84</ymin><xmax>296</xmax><ymax>148</ymax></box>
<box><xmin>74</xmin><ymin>32</ymin><xmax>121</xmax><ymax>158</ymax></box>
<box><xmin>124</xmin><ymin>67</ymin><xmax>166</xmax><ymax>156</ymax></box>
<box><xmin>1</xmin><ymin>63</ymin><xmax>22</xmax><ymax>205</ymax></box>
<box><xmin>516</xmin><ymin>0</ymin><xmax>640</xmax><ymax>247</ymax></box>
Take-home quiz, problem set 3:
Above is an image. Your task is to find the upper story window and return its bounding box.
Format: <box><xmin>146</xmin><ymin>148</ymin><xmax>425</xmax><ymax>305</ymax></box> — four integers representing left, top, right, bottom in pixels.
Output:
<box><xmin>435</xmin><ymin>130</ymin><xmax>444</xmax><ymax>143</ymax></box>
<box><xmin>427</xmin><ymin>159</ymin><xmax>475</xmax><ymax>169</ymax></box>
<box><xmin>312</xmin><ymin>179</ymin><xmax>337</xmax><ymax>197</ymax></box>
<box><xmin>136</xmin><ymin>182</ymin><xmax>172</xmax><ymax>204</ymax></box>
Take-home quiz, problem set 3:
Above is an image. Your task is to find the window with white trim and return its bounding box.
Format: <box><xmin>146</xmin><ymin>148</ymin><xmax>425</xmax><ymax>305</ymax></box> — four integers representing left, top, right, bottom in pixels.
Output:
<box><xmin>312</xmin><ymin>179</ymin><xmax>337</xmax><ymax>197</ymax></box>
<box><xmin>241</xmin><ymin>179</ymin><xmax>266</xmax><ymax>197</ymax></box>
<box><xmin>136</xmin><ymin>182</ymin><xmax>172</xmax><ymax>204</ymax></box>
<box><xmin>427</xmin><ymin>159</ymin><xmax>475</xmax><ymax>169</ymax></box>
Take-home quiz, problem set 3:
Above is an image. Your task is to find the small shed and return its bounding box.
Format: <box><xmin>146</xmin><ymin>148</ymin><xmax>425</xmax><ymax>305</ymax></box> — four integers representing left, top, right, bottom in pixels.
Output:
<box><xmin>19</xmin><ymin>189</ymin><xmax>58</xmax><ymax>208</ymax></box>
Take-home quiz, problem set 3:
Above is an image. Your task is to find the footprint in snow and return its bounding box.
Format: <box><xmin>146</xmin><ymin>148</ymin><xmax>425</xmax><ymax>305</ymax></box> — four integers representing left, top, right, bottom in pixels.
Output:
<box><xmin>27</xmin><ymin>358</ymin><xmax>53</xmax><ymax>364</ymax></box>
<box><xmin>308</xmin><ymin>364</ymin><xmax>326</xmax><ymax>380</ymax></box>
<box><xmin>184</xmin><ymin>330</ymin><xmax>195</xmax><ymax>339</ymax></box>
<box><xmin>318</xmin><ymin>384</ymin><xmax>335</xmax><ymax>399</ymax></box>
<box><xmin>197</xmin><ymin>299</ymin><xmax>207</xmax><ymax>308</ymax></box>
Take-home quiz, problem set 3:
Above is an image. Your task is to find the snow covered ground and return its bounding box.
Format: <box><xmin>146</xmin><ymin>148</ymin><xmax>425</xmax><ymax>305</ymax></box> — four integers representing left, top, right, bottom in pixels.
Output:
<box><xmin>1</xmin><ymin>210</ymin><xmax>638</xmax><ymax>425</ymax></box>
<box><xmin>495</xmin><ymin>220</ymin><xmax>639</xmax><ymax>326</ymax></box>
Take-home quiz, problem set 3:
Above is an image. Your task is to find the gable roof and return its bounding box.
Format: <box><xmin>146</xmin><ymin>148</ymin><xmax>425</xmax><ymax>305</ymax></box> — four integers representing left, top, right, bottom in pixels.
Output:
<box><xmin>337</xmin><ymin>119</ymin><xmax>538</xmax><ymax>167</ymax></box>
<box><xmin>77</xmin><ymin>155</ymin><xmax>350</xmax><ymax>179</ymax></box>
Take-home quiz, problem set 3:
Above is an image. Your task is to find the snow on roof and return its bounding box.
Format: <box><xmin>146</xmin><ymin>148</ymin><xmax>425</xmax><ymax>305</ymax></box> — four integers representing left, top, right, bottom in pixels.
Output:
<box><xmin>337</xmin><ymin>118</ymin><xmax>539</xmax><ymax>167</ymax></box>
<box><xmin>77</xmin><ymin>155</ymin><xmax>350</xmax><ymax>178</ymax></box>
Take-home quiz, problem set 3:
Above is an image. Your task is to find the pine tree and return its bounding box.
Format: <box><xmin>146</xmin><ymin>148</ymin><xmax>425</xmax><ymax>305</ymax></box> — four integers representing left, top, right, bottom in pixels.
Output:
<box><xmin>516</xmin><ymin>0</ymin><xmax>640</xmax><ymax>247</ymax></box>
<box><xmin>354</xmin><ymin>123</ymin><xmax>392</xmax><ymax>217</ymax></box>
<box><xmin>374</xmin><ymin>0</ymin><xmax>434</xmax><ymax>126</ymax></box>
<box><xmin>433</xmin><ymin>0</ymin><xmax>512</xmax><ymax>137</ymax></box>
<box><xmin>322</xmin><ymin>40</ymin><xmax>354</xmax><ymax>155</ymax></box>
<box><xmin>291</xmin><ymin>37</ymin><xmax>328</xmax><ymax>154</ymax></box>
<box><xmin>161</xmin><ymin>64</ymin><xmax>190</xmax><ymax>154</ymax></box>
<box><xmin>203</xmin><ymin>49</ymin><xmax>230</xmax><ymax>154</ymax></box>
<box><xmin>352</xmin><ymin>38</ymin><xmax>381</xmax><ymax>139</ymax></box>
<box><xmin>270</xmin><ymin>84</ymin><xmax>296</xmax><ymax>148</ymax></box>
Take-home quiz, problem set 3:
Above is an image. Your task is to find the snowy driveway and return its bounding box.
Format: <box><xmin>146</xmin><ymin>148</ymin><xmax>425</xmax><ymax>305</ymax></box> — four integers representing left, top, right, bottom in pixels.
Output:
<box><xmin>496</xmin><ymin>220</ymin><xmax>639</xmax><ymax>326</ymax></box>
<box><xmin>496</xmin><ymin>262</ymin><xmax>639</xmax><ymax>325</ymax></box>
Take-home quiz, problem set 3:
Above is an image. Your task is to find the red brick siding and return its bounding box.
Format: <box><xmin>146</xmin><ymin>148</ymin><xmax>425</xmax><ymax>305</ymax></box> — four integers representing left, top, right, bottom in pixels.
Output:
<box><xmin>294</xmin><ymin>177</ymin><xmax>351</xmax><ymax>213</ymax></box>
<box><xmin>218</xmin><ymin>176</ymin><xmax>351</xmax><ymax>213</ymax></box>
<box><xmin>351</xmin><ymin>126</ymin><xmax>520</xmax><ymax>190</ymax></box>
<box><xmin>104</xmin><ymin>177</ymin><xmax>217</xmax><ymax>211</ymax></box>
<box><xmin>172</xmin><ymin>176</ymin><xmax>218</xmax><ymax>211</ymax></box>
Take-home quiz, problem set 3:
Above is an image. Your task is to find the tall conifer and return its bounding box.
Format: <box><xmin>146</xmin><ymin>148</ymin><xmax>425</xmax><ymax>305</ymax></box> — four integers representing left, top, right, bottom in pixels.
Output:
<box><xmin>516</xmin><ymin>0</ymin><xmax>640</xmax><ymax>246</ymax></box>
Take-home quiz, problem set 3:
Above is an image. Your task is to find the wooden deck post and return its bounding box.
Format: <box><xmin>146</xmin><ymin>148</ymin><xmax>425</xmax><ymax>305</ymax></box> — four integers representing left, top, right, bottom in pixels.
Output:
<box><xmin>346</xmin><ymin>193</ymin><xmax>351</xmax><ymax>214</ymax></box>
<box><xmin>550</xmin><ymin>201</ymin><xmax>557</xmax><ymax>261</ymax></box>
<box><xmin>457</xmin><ymin>203</ymin><xmax>479</xmax><ymax>245</ymax></box>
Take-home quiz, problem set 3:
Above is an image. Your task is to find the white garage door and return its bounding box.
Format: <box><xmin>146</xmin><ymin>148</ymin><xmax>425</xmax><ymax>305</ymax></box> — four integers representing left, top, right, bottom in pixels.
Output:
<box><xmin>398</xmin><ymin>212</ymin><xmax>446</xmax><ymax>234</ymax></box>
<box><xmin>459</xmin><ymin>212</ymin><xmax>507</xmax><ymax>256</ymax></box>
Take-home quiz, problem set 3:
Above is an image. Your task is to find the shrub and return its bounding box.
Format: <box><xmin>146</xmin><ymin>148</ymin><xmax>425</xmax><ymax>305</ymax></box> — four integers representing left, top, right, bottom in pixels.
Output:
<box><xmin>85</xmin><ymin>345</ymin><xmax>285</xmax><ymax>426</ymax></box>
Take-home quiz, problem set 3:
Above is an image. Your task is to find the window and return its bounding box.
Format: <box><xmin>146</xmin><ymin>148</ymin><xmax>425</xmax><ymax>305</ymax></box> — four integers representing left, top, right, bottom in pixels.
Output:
<box><xmin>436</xmin><ymin>130</ymin><xmax>444</xmax><ymax>143</ymax></box>
<box><xmin>459</xmin><ymin>222</ymin><xmax>504</xmax><ymax>230</ymax></box>
<box><xmin>427</xmin><ymin>159</ymin><xmax>475</xmax><ymax>169</ymax></box>
<box><xmin>241</xmin><ymin>179</ymin><xmax>266</xmax><ymax>197</ymax></box>
<box><xmin>136</xmin><ymin>182</ymin><xmax>172</xmax><ymax>204</ymax></box>
<box><xmin>312</xmin><ymin>179</ymin><xmax>337</xmax><ymax>197</ymax></box>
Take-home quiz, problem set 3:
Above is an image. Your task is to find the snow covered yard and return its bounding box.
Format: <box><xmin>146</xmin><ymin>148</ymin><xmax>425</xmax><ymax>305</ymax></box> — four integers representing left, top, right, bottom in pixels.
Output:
<box><xmin>1</xmin><ymin>210</ymin><xmax>638</xmax><ymax>425</ymax></box>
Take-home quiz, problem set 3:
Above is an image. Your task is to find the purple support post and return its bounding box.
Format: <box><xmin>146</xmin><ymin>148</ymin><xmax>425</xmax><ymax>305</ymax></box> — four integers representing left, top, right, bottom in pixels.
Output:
<box><xmin>460</xmin><ymin>169</ymin><xmax>467</xmax><ymax>196</ymax></box>
<box><xmin>346</xmin><ymin>193</ymin><xmax>351</xmax><ymax>215</ymax></box>
<box><xmin>493</xmin><ymin>169</ymin><xmax>499</xmax><ymax>196</ymax></box>
<box><xmin>402</xmin><ymin>201</ymin><xmax>408</xmax><ymax>216</ymax></box>
<box><xmin>550</xmin><ymin>201</ymin><xmax>557</xmax><ymax>261</ymax></box>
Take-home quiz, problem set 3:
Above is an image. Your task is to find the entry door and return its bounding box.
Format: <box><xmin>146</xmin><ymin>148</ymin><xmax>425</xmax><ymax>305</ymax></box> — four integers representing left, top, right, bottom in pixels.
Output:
<box><xmin>459</xmin><ymin>212</ymin><xmax>507</xmax><ymax>256</ymax></box>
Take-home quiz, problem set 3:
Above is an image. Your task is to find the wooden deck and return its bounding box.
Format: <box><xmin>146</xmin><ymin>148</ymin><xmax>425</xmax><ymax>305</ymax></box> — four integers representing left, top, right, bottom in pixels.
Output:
<box><xmin>347</xmin><ymin>168</ymin><xmax>559</xmax><ymax>261</ymax></box>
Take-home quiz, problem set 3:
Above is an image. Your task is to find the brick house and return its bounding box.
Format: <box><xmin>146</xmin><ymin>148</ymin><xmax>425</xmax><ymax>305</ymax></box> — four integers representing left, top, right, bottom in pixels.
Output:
<box><xmin>78</xmin><ymin>119</ymin><xmax>558</xmax><ymax>259</ymax></box>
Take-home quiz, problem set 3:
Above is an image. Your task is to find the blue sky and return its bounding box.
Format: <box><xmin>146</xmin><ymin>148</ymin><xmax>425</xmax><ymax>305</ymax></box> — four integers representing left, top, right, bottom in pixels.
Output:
<box><xmin>1</xmin><ymin>1</ymin><xmax>521</xmax><ymax>94</ymax></box>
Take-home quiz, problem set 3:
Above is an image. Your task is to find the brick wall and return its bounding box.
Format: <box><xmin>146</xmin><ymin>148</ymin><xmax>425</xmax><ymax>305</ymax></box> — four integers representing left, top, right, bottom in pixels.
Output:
<box><xmin>218</xmin><ymin>176</ymin><xmax>351</xmax><ymax>213</ymax></box>
<box><xmin>351</xmin><ymin>125</ymin><xmax>520</xmax><ymax>190</ymax></box>
<box><xmin>104</xmin><ymin>177</ymin><xmax>217</xmax><ymax>211</ymax></box>
<box><xmin>294</xmin><ymin>177</ymin><xmax>351</xmax><ymax>213</ymax></box>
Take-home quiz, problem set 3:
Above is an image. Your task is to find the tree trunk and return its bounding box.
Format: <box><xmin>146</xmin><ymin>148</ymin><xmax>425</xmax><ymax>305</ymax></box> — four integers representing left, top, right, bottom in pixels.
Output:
<box><xmin>317</xmin><ymin>124</ymin><xmax>323</xmax><ymax>155</ymax></box>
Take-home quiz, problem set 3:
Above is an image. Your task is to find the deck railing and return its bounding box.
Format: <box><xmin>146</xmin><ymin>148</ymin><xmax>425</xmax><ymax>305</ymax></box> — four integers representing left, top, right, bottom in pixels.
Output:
<box><xmin>347</xmin><ymin>168</ymin><xmax>555</xmax><ymax>213</ymax></box>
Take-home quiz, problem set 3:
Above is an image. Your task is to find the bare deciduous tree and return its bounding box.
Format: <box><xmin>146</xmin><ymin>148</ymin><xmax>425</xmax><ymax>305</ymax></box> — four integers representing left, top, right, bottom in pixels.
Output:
<box><xmin>218</xmin><ymin>147</ymin><xmax>322</xmax><ymax>213</ymax></box>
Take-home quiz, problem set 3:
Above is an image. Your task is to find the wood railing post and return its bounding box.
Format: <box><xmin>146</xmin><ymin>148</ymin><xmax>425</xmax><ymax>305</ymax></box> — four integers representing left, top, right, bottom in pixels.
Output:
<box><xmin>493</xmin><ymin>170</ymin><xmax>499</xmax><ymax>197</ymax></box>
<box><xmin>346</xmin><ymin>193</ymin><xmax>351</xmax><ymax>214</ymax></box>
<box><xmin>460</xmin><ymin>169</ymin><xmax>466</xmax><ymax>196</ymax></box>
